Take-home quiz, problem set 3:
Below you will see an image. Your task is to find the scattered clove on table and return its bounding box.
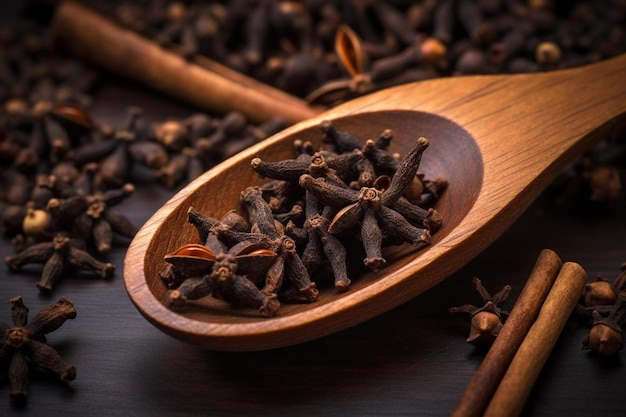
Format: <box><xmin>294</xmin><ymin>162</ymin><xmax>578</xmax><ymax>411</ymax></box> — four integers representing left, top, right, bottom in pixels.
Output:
<box><xmin>449</xmin><ymin>277</ymin><xmax>512</xmax><ymax>346</ymax></box>
<box><xmin>4</xmin><ymin>234</ymin><xmax>115</xmax><ymax>293</ymax></box>
<box><xmin>582</xmin><ymin>292</ymin><xmax>626</xmax><ymax>357</ymax></box>
<box><xmin>0</xmin><ymin>296</ymin><xmax>77</xmax><ymax>403</ymax></box>
<box><xmin>578</xmin><ymin>264</ymin><xmax>626</xmax><ymax>356</ymax></box>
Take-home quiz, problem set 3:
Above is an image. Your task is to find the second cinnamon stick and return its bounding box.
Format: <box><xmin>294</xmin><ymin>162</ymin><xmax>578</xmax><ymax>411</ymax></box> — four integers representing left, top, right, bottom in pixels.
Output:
<box><xmin>484</xmin><ymin>262</ymin><xmax>587</xmax><ymax>417</ymax></box>
<box><xmin>450</xmin><ymin>249</ymin><xmax>563</xmax><ymax>417</ymax></box>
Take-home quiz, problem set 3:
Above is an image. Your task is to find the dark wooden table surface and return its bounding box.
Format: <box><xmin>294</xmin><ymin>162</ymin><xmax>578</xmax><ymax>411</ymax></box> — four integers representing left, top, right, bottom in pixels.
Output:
<box><xmin>1</xmin><ymin>71</ymin><xmax>626</xmax><ymax>416</ymax></box>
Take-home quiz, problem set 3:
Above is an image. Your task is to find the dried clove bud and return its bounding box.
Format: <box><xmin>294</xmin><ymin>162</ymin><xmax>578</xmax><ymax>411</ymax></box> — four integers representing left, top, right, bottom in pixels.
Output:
<box><xmin>582</xmin><ymin>292</ymin><xmax>626</xmax><ymax>356</ymax></box>
<box><xmin>582</xmin><ymin>277</ymin><xmax>618</xmax><ymax>307</ymax></box>
<box><xmin>5</xmin><ymin>234</ymin><xmax>115</xmax><ymax>293</ymax></box>
<box><xmin>154</xmin><ymin>119</ymin><xmax>189</xmax><ymax>151</ymax></box>
<box><xmin>0</xmin><ymin>296</ymin><xmax>77</xmax><ymax>402</ymax></box>
<box><xmin>449</xmin><ymin>277</ymin><xmax>512</xmax><ymax>346</ymax></box>
<box><xmin>21</xmin><ymin>205</ymin><xmax>52</xmax><ymax>239</ymax></box>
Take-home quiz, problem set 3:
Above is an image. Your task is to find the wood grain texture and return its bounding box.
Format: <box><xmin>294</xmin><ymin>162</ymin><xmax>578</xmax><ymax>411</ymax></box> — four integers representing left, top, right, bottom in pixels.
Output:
<box><xmin>124</xmin><ymin>55</ymin><xmax>626</xmax><ymax>351</ymax></box>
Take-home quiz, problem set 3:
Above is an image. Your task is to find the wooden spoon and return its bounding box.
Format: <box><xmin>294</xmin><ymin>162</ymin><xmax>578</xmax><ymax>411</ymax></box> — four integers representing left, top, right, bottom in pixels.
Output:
<box><xmin>124</xmin><ymin>55</ymin><xmax>626</xmax><ymax>351</ymax></box>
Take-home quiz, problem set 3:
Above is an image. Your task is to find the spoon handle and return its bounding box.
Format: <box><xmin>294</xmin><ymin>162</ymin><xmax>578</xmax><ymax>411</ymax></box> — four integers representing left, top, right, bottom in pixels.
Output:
<box><xmin>476</xmin><ymin>52</ymin><xmax>626</xmax><ymax>160</ymax></box>
<box><xmin>463</xmin><ymin>54</ymin><xmax>626</xmax><ymax>205</ymax></box>
<box><xmin>332</xmin><ymin>54</ymin><xmax>626</xmax><ymax>169</ymax></box>
<box><xmin>328</xmin><ymin>54</ymin><xmax>626</xmax><ymax>222</ymax></box>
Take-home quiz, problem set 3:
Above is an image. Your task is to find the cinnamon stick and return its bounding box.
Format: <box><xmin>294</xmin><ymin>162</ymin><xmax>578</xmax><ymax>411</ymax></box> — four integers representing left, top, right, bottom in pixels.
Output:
<box><xmin>50</xmin><ymin>1</ymin><xmax>321</xmax><ymax>124</ymax></box>
<box><xmin>450</xmin><ymin>249</ymin><xmax>563</xmax><ymax>417</ymax></box>
<box><xmin>483</xmin><ymin>262</ymin><xmax>587</xmax><ymax>417</ymax></box>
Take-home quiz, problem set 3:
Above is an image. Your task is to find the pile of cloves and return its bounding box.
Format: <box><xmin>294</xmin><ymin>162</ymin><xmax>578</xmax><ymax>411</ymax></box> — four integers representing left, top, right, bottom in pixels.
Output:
<box><xmin>0</xmin><ymin>16</ymin><xmax>290</xmax><ymax>400</ymax></box>
<box><xmin>160</xmin><ymin>120</ymin><xmax>445</xmax><ymax>316</ymax></box>
<box><xmin>0</xmin><ymin>21</ymin><xmax>287</xmax><ymax>295</ymax></box>
<box><xmin>92</xmin><ymin>0</ymin><xmax>625</xmax><ymax>199</ymax></box>
<box><xmin>93</xmin><ymin>0</ymin><xmax>626</xmax><ymax>100</ymax></box>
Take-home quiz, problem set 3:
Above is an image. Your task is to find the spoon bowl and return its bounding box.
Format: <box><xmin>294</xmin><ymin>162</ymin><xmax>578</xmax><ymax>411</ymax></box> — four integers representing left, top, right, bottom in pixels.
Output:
<box><xmin>124</xmin><ymin>55</ymin><xmax>626</xmax><ymax>351</ymax></box>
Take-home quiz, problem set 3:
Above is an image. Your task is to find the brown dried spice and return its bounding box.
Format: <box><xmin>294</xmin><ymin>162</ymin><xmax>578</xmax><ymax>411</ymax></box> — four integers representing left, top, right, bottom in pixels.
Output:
<box><xmin>449</xmin><ymin>277</ymin><xmax>512</xmax><ymax>346</ymax></box>
<box><xmin>0</xmin><ymin>296</ymin><xmax>77</xmax><ymax>403</ymax></box>
<box><xmin>162</xmin><ymin>120</ymin><xmax>444</xmax><ymax>316</ymax></box>
<box><xmin>582</xmin><ymin>291</ymin><xmax>626</xmax><ymax>356</ymax></box>
<box><xmin>5</xmin><ymin>234</ymin><xmax>115</xmax><ymax>293</ymax></box>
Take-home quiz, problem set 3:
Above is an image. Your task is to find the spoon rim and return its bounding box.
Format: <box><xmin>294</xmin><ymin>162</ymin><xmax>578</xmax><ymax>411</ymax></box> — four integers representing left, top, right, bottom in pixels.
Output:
<box><xmin>124</xmin><ymin>56</ymin><xmax>626</xmax><ymax>350</ymax></box>
<box><xmin>124</xmin><ymin>107</ymin><xmax>486</xmax><ymax>350</ymax></box>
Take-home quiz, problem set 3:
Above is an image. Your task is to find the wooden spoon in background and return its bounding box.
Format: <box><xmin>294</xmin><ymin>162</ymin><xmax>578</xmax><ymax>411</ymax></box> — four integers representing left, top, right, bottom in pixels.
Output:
<box><xmin>124</xmin><ymin>54</ymin><xmax>626</xmax><ymax>351</ymax></box>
